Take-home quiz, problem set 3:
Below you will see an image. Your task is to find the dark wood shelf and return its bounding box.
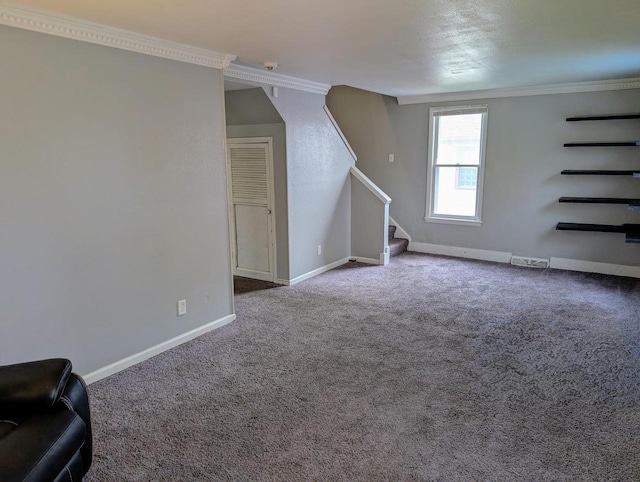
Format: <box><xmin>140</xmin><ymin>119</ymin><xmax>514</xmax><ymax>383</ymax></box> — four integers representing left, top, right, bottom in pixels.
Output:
<box><xmin>564</xmin><ymin>142</ymin><xmax>640</xmax><ymax>147</ymax></box>
<box><xmin>558</xmin><ymin>115</ymin><xmax>640</xmax><ymax>242</ymax></box>
<box><xmin>561</xmin><ymin>170</ymin><xmax>640</xmax><ymax>177</ymax></box>
<box><xmin>556</xmin><ymin>223</ymin><xmax>640</xmax><ymax>243</ymax></box>
<box><xmin>556</xmin><ymin>222</ymin><xmax>626</xmax><ymax>233</ymax></box>
<box><xmin>559</xmin><ymin>197</ymin><xmax>639</xmax><ymax>205</ymax></box>
<box><xmin>566</xmin><ymin>113</ymin><xmax>640</xmax><ymax>122</ymax></box>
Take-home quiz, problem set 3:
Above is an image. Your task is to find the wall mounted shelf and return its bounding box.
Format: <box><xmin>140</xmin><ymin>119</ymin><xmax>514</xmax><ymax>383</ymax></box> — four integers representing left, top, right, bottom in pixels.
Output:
<box><xmin>558</xmin><ymin>113</ymin><xmax>639</xmax><ymax>244</ymax></box>
<box><xmin>556</xmin><ymin>222</ymin><xmax>640</xmax><ymax>243</ymax></box>
<box><xmin>561</xmin><ymin>170</ymin><xmax>640</xmax><ymax>177</ymax></box>
<box><xmin>566</xmin><ymin>113</ymin><xmax>640</xmax><ymax>122</ymax></box>
<box><xmin>564</xmin><ymin>141</ymin><xmax>640</xmax><ymax>147</ymax></box>
<box><xmin>559</xmin><ymin>197</ymin><xmax>639</xmax><ymax>205</ymax></box>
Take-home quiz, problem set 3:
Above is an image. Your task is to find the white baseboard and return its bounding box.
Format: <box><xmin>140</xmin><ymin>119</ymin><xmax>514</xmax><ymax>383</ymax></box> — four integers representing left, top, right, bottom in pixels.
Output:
<box><xmin>382</xmin><ymin>249</ymin><xmax>390</xmax><ymax>266</ymax></box>
<box><xmin>389</xmin><ymin>216</ymin><xmax>412</xmax><ymax>242</ymax></box>
<box><xmin>286</xmin><ymin>257</ymin><xmax>350</xmax><ymax>286</ymax></box>
<box><xmin>83</xmin><ymin>313</ymin><xmax>236</xmax><ymax>384</ymax></box>
<box><xmin>550</xmin><ymin>257</ymin><xmax>640</xmax><ymax>279</ymax></box>
<box><xmin>408</xmin><ymin>241</ymin><xmax>640</xmax><ymax>279</ymax></box>
<box><xmin>409</xmin><ymin>242</ymin><xmax>512</xmax><ymax>264</ymax></box>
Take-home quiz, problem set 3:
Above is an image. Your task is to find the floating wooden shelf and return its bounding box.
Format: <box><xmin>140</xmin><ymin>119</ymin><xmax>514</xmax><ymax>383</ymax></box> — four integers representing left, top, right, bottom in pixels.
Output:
<box><xmin>559</xmin><ymin>114</ymin><xmax>639</xmax><ymax>243</ymax></box>
<box><xmin>566</xmin><ymin>113</ymin><xmax>640</xmax><ymax>122</ymax></box>
<box><xmin>556</xmin><ymin>222</ymin><xmax>640</xmax><ymax>243</ymax></box>
<box><xmin>561</xmin><ymin>170</ymin><xmax>640</xmax><ymax>177</ymax></box>
<box><xmin>564</xmin><ymin>142</ymin><xmax>640</xmax><ymax>147</ymax></box>
<box><xmin>559</xmin><ymin>197</ymin><xmax>639</xmax><ymax>205</ymax></box>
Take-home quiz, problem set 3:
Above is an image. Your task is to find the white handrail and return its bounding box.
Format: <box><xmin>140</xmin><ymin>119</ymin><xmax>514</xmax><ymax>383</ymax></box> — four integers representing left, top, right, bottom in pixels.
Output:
<box><xmin>350</xmin><ymin>166</ymin><xmax>391</xmax><ymax>205</ymax></box>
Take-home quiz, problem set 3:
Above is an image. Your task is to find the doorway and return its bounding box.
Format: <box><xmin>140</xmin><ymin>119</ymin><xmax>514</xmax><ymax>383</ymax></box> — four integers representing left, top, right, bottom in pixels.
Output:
<box><xmin>226</xmin><ymin>137</ymin><xmax>277</xmax><ymax>282</ymax></box>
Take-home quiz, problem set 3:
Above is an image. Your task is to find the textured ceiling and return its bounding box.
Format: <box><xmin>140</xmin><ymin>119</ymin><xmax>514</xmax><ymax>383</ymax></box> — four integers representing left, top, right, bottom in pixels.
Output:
<box><xmin>7</xmin><ymin>0</ymin><xmax>640</xmax><ymax>96</ymax></box>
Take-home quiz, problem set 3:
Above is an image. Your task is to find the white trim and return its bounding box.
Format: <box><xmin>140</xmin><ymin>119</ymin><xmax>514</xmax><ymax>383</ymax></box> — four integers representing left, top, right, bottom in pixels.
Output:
<box><xmin>389</xmin><ymin>216</ymin><xmax>411</xmax><ymax>242</ymax></box>
<box><xmin>0</xmin><ymin>2</ymin><xmax>235</xmax><ymax>69</ymax></box>
<box><xmin>409</xmin><ymin>242</ymin><xmax>512</xmax><ymax>264</ymax></box>
<box><xmin>397</xmin><ymin>77</ymin><xmax>640</xmax><ymax>105</ymax></box>
<box><xmin>351</xmin><ymin>256</ymin><xmax>382</xmax><ymax>265</ymax></box>
<box><xmin>425</xmin><ymin>216</ymin><xmax>483</xmax><ymax>227</ymax></box>
<box><xmin>426</xmin><ymin>105</ymin><xmax>487</xmax><ymax>224</ymax></box>
<box><xmin>549</xmin><ymin>257</ymin><xmax>640</xmax><ymax>279</ymax></box>
<box><xmin>323</xmin><ymin>105</ymin><xmax>357</xmax><ymax>162</ymax></box>
<box><xmin>224</xmin><ymin>64</ymin><xmax>330</xmax><ymax>96</ymax></box>
<box><xmin>83</xmin><ymin>314</ymin><xmax>236</xmax><ymax>384</ymax></box>
<box><xmin>287</xmin><ymin>258</ymin><xmax>350</xmax><ymax>285</ymax></box>
<box><xmin>408</xmin><ymin>243</ymin><xmax>640</xmax><ymax>279</ymax></box>
<box><xmin>382</xmin><ymin>247</ymin><xmax>390</xmax><ymax>266</ymax></box>
<box><xmin>350</xmin><ymin>166</ymin><xmax>391</xmax><ymax>204</ymax></box>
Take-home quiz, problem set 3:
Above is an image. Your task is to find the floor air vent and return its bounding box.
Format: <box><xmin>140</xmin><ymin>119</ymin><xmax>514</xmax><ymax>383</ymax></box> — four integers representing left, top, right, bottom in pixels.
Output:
<box><xmin>510</xmin><ymin>256</ymin><xmax>550</xmax><ymax>269</ymax></box>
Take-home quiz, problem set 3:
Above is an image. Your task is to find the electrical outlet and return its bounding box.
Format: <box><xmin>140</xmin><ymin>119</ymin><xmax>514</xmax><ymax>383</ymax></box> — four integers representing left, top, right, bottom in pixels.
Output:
<box><xmin>177</xmin><ymin>299</ymin><xmax>187</xmax><ymax>316</ymax></box>
<box><xmin>317</xmin><ymin>245</ymin><xmax>322</xmax><ymax>255</ymax></box>
<box><xmin>389</xmin><ymin>153</ymin><xmax>395</xmax><ymax>163</ymax></box>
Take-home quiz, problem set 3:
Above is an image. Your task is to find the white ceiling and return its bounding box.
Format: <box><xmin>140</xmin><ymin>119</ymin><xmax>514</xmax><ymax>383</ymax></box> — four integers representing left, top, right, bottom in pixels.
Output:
<box><xmin>8</xmin><ymin>0</ymin><xmax>640</xmax><ymax>96</ymax></box>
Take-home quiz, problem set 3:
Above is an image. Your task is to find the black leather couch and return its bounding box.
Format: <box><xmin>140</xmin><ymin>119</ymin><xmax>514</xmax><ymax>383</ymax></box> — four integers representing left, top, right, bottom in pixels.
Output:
<box><xmin>0</xmin><ymin>359</ymin><xmax>92</xmax><ymax>482</ymax></box>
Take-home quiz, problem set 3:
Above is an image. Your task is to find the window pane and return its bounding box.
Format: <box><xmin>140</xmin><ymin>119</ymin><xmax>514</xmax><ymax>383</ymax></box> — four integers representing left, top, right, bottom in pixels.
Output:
<box><xmin>456</xmin><ymin>166</ymin><xmax>477</xmax><ymax>189</ymax></box>
<box><xmin>436</xmin><ymin>113</ymin><xmax>482</xmax><ymax>166</ymax></box>
<box><xmin>434</xmin><ymin>166</ymin><xmax>477</xmax><ymax>217</ymax></box>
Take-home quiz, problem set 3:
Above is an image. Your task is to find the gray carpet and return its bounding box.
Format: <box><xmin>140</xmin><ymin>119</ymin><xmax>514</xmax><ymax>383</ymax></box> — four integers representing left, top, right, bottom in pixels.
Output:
<box><xmin>85</xmin><ymin>253</ymin><xmax>640</xmax><ymax>481</ymax></box>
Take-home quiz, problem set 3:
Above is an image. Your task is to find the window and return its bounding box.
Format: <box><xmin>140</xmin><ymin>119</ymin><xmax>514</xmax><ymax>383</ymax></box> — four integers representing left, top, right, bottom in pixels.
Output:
<box><xmin>426</xmin><ymin>105</ymin><xmax>488</xmax><ymax>225</ymax></box>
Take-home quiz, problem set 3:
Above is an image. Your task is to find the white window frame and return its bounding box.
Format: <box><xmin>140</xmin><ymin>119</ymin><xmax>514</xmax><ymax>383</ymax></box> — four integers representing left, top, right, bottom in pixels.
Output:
<box><xmin>425</xmin><ymin>105</ymin><xmax>488</xmax><ymax>226</ymax></box>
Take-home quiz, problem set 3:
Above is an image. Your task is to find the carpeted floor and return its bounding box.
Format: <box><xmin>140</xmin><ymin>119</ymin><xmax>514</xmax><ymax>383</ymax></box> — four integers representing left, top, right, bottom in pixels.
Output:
<box><xmin>85</xmin><ymin>253</ymin><xmax>640</xmax><ymax>481</ymax></box>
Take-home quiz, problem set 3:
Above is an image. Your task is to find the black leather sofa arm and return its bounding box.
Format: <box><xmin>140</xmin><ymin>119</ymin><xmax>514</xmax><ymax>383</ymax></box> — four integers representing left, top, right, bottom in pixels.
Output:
<box><xmin>0</xmin><ymin>359</ymin><xmax>72</xmax><ymax>413</ymax></box>
<box><xmin>0</xmin><ymin>411</ymin><xmax>86</xmax><ymax>482</ymax></box>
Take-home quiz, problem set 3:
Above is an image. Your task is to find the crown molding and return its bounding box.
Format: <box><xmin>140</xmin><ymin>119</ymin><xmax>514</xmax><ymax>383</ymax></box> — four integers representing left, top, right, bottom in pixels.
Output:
<box><xmin>0</xmin><ymin>2</ymin><xmax>236</xmax><ymax>69</ymax></box>
<box><xmin>224</xmin><ymin>64</ymin><xmax>331</xmax><ymax>96</ymax></box>
<box><xmin>397</xmin><ymin>77</ymin><xmax>640</xmax><ymax>105</ymax></box>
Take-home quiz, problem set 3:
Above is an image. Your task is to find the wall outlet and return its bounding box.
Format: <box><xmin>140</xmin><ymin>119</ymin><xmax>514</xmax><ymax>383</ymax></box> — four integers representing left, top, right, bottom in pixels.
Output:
<box><xmin>317</xmin><ymin>245</ymin><xmax>322</xmax><ymax>255</ymax></box>
<box><xmin>177</xmin><ymin>299</ymin><xmax>187</xmax><ymax>316</ymax></box>
<box><xmin>388</xmin><ymin>153</ymin><xmax>395</xmax><ymax>163</ymax></box>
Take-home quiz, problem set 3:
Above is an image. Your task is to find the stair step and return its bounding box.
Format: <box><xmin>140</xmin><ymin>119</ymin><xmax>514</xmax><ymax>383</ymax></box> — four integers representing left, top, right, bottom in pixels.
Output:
<box><xmin>388</xmin><ymin>225</ymin><xmax>397</xmax><ymax>240</ymax></box>
<box><xmin>389</xmin><ymin>237</ymin><xmax>409</xmax><ymax>257</ymax></box>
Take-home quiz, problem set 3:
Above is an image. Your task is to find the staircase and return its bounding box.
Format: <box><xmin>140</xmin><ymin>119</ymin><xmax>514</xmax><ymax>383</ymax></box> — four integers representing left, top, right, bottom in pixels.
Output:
<box><xmin>388</xmin><ymin>225</ymin><xmax>409</xmax><ymax>257</ymax></box>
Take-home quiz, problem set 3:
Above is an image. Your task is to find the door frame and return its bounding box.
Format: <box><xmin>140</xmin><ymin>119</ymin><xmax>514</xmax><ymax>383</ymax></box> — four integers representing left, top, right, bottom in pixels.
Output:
<box><xmin>226</xmin><ymin>137</ymin><xmax>277</xmax><ymax>282</ymax></box>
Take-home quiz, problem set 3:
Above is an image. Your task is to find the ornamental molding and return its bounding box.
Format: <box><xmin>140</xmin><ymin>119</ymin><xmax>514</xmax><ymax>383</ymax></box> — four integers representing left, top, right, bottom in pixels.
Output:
<box><xmin>397</xmin><ymin>78</ymin><xmax>640</xmax><ymax>105</ymax></box>
<box><xmin>0</xmin><ymin>2</ymin><xmax>236</xmax><ymax>69</ymax></box>
<box><xmin>224</xmin><ymin>64</ymin><xmax>331</xmax><ymax>96</ymax></box>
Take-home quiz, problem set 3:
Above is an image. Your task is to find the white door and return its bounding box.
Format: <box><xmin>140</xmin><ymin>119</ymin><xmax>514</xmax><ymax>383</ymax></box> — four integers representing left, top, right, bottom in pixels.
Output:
<box><xmin>227</xmin><ymin>138</ymin><xmax>276</xmax><ymax>282</ymax></box>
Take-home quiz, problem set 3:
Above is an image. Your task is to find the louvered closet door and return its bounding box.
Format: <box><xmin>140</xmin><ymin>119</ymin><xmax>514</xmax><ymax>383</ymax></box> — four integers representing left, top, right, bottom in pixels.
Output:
<box><xmin>227</xmin><ymin>140</ymin><xmax>275</xmax><ymax>282</ymax></box>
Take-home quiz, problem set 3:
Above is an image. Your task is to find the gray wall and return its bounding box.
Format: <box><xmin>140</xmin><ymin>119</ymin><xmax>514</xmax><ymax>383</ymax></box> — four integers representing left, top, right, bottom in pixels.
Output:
<box><xmin>327</xmin><ymin>86</ymin><xmax>640</xmax><ymax>266</ymax></box>
<box><xmin>225</xmin><ymin>88</ymin><xmax>284</xmax><ymax>125</ymax></box>
<box><xmin>351</xmin><ymin>177</ymin><xmax>388</xmax><ymax>261</ymax></box>
<box><xmin>225</xmin><ymin>123</ymin><xmax>289</xmax><ymax>279</ymax></box>
<box><xmin>0</xmin><ymin>26</ymin><xmax>233</xmax><ymax>374</ymax></box>
<box><xmin>265</xmin><ymin>87</ymin><xmax>353</xmax><ymax>279</ymax></box>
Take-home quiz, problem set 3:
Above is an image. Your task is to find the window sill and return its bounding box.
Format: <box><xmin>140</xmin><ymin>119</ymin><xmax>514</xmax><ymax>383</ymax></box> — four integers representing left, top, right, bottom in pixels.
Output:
<box><xmin>424</xmin><ymin>216</ymin><xmax>482</xmax><ymax>227</ymax></box>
